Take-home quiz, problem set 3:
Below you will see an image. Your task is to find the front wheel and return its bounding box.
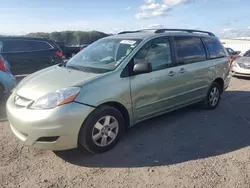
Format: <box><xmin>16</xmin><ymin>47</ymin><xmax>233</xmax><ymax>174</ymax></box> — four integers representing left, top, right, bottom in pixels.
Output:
<box><xmin>203</xmin><ymin>82</ymin><xmax>221</xmax><ymax>109</ymax></box>
<box><xmin>78</xmin><ymin>105</ymin><xmax>125</xmax><ymax>153</ymax></box>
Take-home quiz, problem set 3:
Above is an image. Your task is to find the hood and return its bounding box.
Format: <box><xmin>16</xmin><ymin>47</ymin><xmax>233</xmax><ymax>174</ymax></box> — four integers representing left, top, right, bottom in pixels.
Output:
<box><xmin>235</xmin><ymin>57</ymin><xmax>250</xmax><ymax>64</ymax></box>
<box><xmin>16</xmin><ymin>65</ymin><xmax>102</xmax><ymax>100</ymax></box>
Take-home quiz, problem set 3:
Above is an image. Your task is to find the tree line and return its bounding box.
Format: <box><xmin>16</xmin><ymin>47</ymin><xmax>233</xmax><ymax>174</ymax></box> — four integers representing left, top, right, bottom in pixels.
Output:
<box><xmin>22</xmin><ymin>31</ymin><xmax>110</xmax><ymax>46</ymax></box>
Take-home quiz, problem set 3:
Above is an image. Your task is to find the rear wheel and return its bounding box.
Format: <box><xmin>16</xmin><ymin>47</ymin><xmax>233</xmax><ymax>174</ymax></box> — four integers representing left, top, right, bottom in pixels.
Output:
<box><xmin>203</xmin><ymin>82</ymin><xmax>221</xmax><ymax>109</ymax></box>
<box><xmin>78</xmin><ymin>105</ymin><xmax>125</xmax><ymax>153</ymax></box>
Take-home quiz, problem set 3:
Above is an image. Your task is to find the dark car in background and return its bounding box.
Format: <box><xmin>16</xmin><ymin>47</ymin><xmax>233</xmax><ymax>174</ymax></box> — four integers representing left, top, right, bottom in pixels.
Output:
<box><xmin>0</xmin><ymin>37</ymin><xmax>63</xmax><ymax>75</ymax></box>
<box><xmin>0</xmin><ymin>55</ymin><xmax>16</xmax><ymax>100</ymax></box>
<box><xmin>231</xmin><ymin>49</ymin><xmax>250</xmax><ymax>77</ymax></box>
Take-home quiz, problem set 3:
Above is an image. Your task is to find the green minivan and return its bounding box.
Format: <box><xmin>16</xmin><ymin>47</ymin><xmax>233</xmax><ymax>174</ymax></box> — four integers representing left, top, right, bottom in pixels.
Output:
<box><xmin>6</xmin><ymin>29</ymin><xmax>231</xmax><ymax>153</ymax></box>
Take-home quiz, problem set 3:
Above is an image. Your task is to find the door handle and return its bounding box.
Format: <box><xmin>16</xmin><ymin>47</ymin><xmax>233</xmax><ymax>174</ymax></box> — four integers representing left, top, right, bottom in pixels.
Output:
<box><xmin>168</xmin><ymin>71</ymin><xmax>176</xmax><ymax>77</ymax></box>
<box><xmin>178</xmin><ymin>68</ymin><xmax>186</xmax><ymax>74</ymax></box>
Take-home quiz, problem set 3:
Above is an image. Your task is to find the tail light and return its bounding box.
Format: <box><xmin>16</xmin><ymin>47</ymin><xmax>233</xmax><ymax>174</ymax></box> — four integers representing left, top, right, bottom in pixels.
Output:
<box><xmin>0</xmin><ymin>57</ymin><xmax>7</xmax><ymax>72</ymax></box>
<box><xmin>56</xmin><ymin>51</ymin><xmax>63</xmax><ymax>57</ymax></box>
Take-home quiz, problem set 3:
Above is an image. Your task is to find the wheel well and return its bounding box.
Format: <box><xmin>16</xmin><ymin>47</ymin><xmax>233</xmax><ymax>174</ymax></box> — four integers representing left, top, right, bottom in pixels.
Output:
<box><xmin>213</xmin><ymin>77</ymin><xmax>224</xmax><ymax>93</ymax></box>
<box><xmin>99</xmin><ymin>102</ymin><xmax>130</xmax><ymax>128</ymax></box>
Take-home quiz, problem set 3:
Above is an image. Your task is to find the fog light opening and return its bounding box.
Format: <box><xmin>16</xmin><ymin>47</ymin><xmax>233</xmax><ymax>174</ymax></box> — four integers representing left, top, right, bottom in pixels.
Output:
<box><xmin>37</xmin><ymin>136</ymin><xmax>60</xmax><ymax>142</ymax></box>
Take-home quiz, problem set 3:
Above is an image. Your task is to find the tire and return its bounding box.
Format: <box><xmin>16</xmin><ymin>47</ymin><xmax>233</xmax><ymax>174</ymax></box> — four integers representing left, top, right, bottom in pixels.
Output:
<box><xmin>78</xmin><ymin>105</ymin><xmax>125</xmax><ymax>154</ymax></box>
<box><xmin>203</xmin><ymin>82</ymin><xmax>221</xmax><ymax>110</ymax></box>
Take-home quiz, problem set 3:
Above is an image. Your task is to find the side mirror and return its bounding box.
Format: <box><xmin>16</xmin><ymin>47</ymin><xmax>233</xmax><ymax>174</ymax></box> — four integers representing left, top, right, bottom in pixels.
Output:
<box><xmin>133</xmin><ymin>63</ymin><xmax>152</xmax><ymax>75</ymax></box>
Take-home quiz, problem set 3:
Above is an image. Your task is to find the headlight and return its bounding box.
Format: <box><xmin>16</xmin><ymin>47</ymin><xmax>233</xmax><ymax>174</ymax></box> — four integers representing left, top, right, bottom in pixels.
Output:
<box><xmin>30</xmin><ymin>87</ymin><xmax>81</xmax><ymax>110</ymax></box>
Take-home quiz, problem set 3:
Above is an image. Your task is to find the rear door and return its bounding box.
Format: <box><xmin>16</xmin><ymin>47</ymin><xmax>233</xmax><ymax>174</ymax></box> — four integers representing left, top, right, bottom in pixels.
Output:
<box><xmin>171</xmin><ymin>35</ymin><xmax>211</xmax><ymax>105</ymax></box>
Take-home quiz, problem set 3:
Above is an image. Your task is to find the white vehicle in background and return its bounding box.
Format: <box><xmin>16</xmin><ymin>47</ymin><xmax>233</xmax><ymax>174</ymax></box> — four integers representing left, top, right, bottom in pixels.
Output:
<box><xmin>231</xmin><ymin>50</ymin><xmax>250</xmax><ymax>77</ymax></box>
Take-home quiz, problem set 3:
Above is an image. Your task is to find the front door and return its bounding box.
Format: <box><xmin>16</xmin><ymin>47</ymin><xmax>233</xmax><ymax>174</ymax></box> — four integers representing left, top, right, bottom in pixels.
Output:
<box><xmin>130</xmin><ymin>36</ymin><xmax>182</xmax><ymax>121</ymax></box>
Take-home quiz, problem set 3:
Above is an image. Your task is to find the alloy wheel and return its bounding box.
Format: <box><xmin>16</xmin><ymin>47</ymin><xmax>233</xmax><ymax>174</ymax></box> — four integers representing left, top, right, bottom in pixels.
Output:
<box><xmin>92</xmin><ymin>115</ymin><xmax>119</xmax><ymax>147</ymax></box>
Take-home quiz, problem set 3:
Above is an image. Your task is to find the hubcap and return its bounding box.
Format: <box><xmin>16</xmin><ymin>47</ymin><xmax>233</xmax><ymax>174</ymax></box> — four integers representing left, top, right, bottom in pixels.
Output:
<box><xmin>92</xmin><ymin>116</ymin><xmax>119</xmax><ymax>147</ymax></box>
<box><xmin>209</xmin><ymin>87</ymin><xmax>220</xmax><ymax>106</ymax></box>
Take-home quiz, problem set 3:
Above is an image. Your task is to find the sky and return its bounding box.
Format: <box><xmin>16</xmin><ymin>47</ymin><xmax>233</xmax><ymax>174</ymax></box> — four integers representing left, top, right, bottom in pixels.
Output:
<box><xmin>0</xmin><ymin>0</ymin><xmax>250</xmax><ymax>38</ymax></box>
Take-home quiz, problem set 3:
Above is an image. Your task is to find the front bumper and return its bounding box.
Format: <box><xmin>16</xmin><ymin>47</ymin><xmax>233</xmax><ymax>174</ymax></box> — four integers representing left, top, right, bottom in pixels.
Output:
<box><xmin>231</xmin><ymin>66</ymin><xmax>250</xmax><ymax>77</ymax></box>
<box><xmin>6</xmin><ymin>93</ymin><xmax>95</xmax><ymax>150</ymax></box>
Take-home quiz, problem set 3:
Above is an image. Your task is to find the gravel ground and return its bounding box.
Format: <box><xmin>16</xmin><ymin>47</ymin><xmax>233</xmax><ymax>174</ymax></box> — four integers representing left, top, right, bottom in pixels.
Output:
<box><xmin>1</xmin><ymin>77</ymin><xmax>250</xmax><ymax>188</ymax></box>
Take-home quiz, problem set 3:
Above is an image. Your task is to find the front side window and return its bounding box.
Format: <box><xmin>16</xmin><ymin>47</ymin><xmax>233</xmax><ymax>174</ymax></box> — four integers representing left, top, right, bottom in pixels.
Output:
<box><xmin>134</xmin><ymin>37</ymin><xmax>173</xmax><ymax>71</ymax></box>
<box><xmin>203</xmin><ymin>37</ymin><xmax>226</xmax><ymax>59</ymax></box>
<box><xmin>66</xmin><ymin>38</ymin><xmax>141</xmax><ymax>73</ymax></box>
<box><xmin>173</xmin><ymin>36</ymin><xmax>206</xmax><ymax>64</ymax></box>
<box><xmin>2</xmin><ymin>40</ymin><xmax>24</xmax><ymax>52</ymax></box>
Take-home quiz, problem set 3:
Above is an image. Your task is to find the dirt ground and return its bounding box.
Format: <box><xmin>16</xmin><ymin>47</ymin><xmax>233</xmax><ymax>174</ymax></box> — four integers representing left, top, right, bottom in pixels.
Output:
<box><xmin>1</xmin><ymin>77</ymin><xmax>250</xmax><ymax>188</ymax></box>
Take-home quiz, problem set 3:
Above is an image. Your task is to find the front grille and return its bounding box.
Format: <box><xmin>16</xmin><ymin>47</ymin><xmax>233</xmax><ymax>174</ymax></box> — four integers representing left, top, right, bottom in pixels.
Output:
<box><xmin>14</xmin><ymin>95</ymin><xmax>33</xmax><ymax>107</ymax></box>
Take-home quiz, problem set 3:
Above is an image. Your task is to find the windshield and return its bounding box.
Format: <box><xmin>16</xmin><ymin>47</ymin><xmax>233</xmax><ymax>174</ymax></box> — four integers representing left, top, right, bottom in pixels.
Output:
<box><xmin>66</xmin><ymin>38</ymin><xmax>141</xmax><ymax>73</ymax></box>
<box><xmin>244</xmin><ymin>51</ymin><xmax>250</xmax><ymax>57</ymax></box>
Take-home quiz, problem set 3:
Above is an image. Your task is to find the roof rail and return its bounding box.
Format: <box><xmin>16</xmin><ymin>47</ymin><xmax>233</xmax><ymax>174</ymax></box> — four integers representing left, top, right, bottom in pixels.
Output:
<box><xmin>117</xmin><ymin>28</ymin><xmax>215</xmax><ymax>36</ymax></box>
<box><xmin>117</xmin><ymin>30</ymin><xmax>141</xmax><ymax>35</ymax></box>
<box><xmin>117</xmin><ymin>29</ymin><xmax>157</xmax><ymax>35</ymax></box>
<box><xmin>154</xmin><ymin>29</ymin><xmax>215</xmax><ymax>36</ymax></box>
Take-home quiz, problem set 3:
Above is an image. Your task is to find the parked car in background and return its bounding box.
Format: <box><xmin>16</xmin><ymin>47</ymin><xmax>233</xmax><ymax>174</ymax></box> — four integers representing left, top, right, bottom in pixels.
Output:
<box><xmin>55</xmin><ymin>41</ymin><xmax>65</xmax><ymax>54</ymax></box>
<box><xmin>55</xmin><ymin>42</ymin><xmax>89</xmax><ymax>61</ymax></box>
<box><xmin>243</xmin><ymin>49</ymin><xmax>250</xmax><ymax>57</ymax></box>
<box><xmin>0</xmin><ymin>55</ymin><xmax>16</xmax><ymax>100</ymax></box>
<box><xmin>6</xmin><ymin>28</ymin><xmax>230</xmax><ymax>153</ymax></box>
<box><xmin>231</xmin><ymin>49</ymin><xmax>250</xmax><ymax>77</ymax></box>
<box><xmin>0</xmin><ymin>37</ymin><xmax>63</xmax><ymax>75</ymax></box>
<box><xmin>225</xmin><ymin>47</ymin><xmax>241</xmax><ymax>63</ymax></box>
<box><xmin>64</xmin><ymin>44</ymin><xmax>89</xmax><ymax>59</ymax></box>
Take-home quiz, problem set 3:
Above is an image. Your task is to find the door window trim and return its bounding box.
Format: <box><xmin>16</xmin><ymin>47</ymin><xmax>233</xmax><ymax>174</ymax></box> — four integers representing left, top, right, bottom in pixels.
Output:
<box><xmin>0</xmin><ymin>39</ymin><xmax>54</xmax><ymax>54</ymax></box>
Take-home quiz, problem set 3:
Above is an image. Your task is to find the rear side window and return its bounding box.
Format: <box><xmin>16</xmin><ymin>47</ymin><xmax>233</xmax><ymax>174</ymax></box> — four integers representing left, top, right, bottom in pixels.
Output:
<box><xmin>203</xmin><ymin>37</ymin><xmax>226</xmax><ymax>59</ymax></box>
<box><xmin>2</xmin><ymin>40</ymin><xmax>52</xmax><ymax>53</ymax></box>
<box><xmin>173</xmin><ymin>36</ymin><xmax>206</xmax><ymax>64</ymax></box>
<box><xmin>30</xmin><ymin>41</ymin><xmax>52</xmax><ymax>51</ymax></box>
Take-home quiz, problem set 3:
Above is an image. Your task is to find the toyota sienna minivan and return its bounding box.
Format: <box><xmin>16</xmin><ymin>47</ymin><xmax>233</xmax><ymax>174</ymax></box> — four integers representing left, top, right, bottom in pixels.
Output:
<box><xmin>6</xmin><ymin>29</ymin><xmax>231</xmax><ymax>153</ymax></box>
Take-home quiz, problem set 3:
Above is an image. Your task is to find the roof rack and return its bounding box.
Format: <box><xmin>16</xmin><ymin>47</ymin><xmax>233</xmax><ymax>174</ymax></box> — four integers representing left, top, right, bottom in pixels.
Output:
<box><xmin>153</xmin><ymin>29</ymin><xmax>215</xmax><ymax>36</ymax></box>
<box><xmin>117</xmin><ymin>28</ymin><xmax>215</xmax><ymax>36</ymax></box>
